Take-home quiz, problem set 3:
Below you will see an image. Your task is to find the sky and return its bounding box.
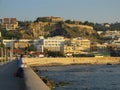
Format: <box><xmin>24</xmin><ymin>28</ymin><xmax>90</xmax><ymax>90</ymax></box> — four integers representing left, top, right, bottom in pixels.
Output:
<box><xmin>0</xmin><ymin>0</ymin><xmax>120</xmax><ymax>23</ymax></box>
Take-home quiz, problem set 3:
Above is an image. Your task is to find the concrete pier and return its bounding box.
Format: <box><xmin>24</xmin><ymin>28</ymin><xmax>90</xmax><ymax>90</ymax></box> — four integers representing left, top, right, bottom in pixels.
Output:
<box><xmin>24</xmin><ymin>66</ymin><xmax>50</xmax><ymax>90</ymax></box>
<box><xmin>0</xmin><ymin>61</ymin><xmax>25</xmax><ymax>90</ymax></box>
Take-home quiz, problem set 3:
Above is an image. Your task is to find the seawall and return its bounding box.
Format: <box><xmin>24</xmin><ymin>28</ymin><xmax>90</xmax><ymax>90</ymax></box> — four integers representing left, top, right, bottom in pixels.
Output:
<box><xmin>24</xmin><ymin>57</ymin><xmax>120</xmax><ymax>66</ymax></box>
<box><xmin>23</xmin><ymin>66</ymin><xmax>50</xmax><ymax>90</ymax></box>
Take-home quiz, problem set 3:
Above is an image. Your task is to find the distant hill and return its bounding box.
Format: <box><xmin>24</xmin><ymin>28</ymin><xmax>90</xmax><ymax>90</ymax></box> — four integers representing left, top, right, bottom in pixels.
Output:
<box><xmin>4</xmin><ymin>16</ymin><xmax>120</xmax><ymax>40</ymax></box>
<box><xmin>0</xmin><ymin>20</ymin><xmax>100</xmax><ymax>41</ymax></box>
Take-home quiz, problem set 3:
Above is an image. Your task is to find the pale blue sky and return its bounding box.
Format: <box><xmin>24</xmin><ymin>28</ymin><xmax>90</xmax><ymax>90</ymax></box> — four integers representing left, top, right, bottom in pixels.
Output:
<box><xmin>0</xmin><ymin>0</ymin><xmax>120</xmax><ymax>23</ymax></box>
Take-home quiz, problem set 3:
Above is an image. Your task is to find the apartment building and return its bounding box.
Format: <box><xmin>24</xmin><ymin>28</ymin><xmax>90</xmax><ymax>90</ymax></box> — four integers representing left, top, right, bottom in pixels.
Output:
<box><xmin>96</xmin><ymin>43</ymin><xmax>107</xmax><ymax>52</ymax></box>
<box><xmin>62</xmin><ymin>38</ymin><xmax>91</xmax><ymax>56</ymax></box>
<box><xmin>0</xmin><ymin>18</ymin><xmax>18</xmax><ymax>30</ymax></box>
<box><xmin>2</xmin><ymin>36</ymin><xmax>65</xmax><ymax>52</ymax></box>
<box><xmin>112</xmin><ymin>38</ymin><xmax>120</xmax><ymax>49</ymax></box>
<box><xmin>3</xmin><ymin>39</ymin><xmax>33</xmax><ymax>48</ymax></box>
<box><xmin>36</xmin><ymin>36</ymin><xmax>65</xmax><ymax>51</ymax></box>
<box><xmin>2</xmin><ymin>36</ymin><xmax>91</xmax><ymax>56</ymax></box>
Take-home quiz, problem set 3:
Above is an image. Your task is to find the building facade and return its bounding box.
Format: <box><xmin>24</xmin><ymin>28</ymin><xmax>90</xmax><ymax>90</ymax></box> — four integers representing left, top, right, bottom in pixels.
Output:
<box><xmin>62</xmin><ymin>38</ymin><xmax>91</xmax><ymax>56</ymax></box>
<box><xmin>3</xmin><ymin>39</ymin><xmax>33</xmax><ymax>48</ymax></box>
<box><xmin>0</xmin><ymin>18</ymin><xmax>18</xmax><ymax>30</ymax></box>
<box><xmin>32</xmin><ymin>36</ymin><xmax>65</xmax><ymax>52</ymax></box>
<box><xmin>3</xmin><ymin>36</ymin><xmax>91</xmax><ymax>56</ymax></box>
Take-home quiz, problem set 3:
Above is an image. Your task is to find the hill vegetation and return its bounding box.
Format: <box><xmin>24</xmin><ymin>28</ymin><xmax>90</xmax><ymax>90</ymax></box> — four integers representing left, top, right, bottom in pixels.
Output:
<box><xmin>0</xmin><ymin>17</ymin><xmax>120</xmax><ymax>41</ymax></box>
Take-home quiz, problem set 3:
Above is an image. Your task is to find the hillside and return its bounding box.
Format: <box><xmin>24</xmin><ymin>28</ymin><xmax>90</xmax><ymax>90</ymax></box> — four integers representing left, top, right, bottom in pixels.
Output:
<box><xmin>46</xmin><ymin>22</ymin><xmax>100</xmax><ymax>41</ymax></box>
<box><xmin>0</xmin><ymin>21</ymin><xmax>100</xmax><ymax>41</ymax></box>
<box><xmin>24</xmin><ymin>21</ymin><xmax>99</xmax><ymax>41</ymax></box>
<box><xmin>0</xmin><ymin>17</ymin><xmax>100</xmax><ymax>41</ymax></box>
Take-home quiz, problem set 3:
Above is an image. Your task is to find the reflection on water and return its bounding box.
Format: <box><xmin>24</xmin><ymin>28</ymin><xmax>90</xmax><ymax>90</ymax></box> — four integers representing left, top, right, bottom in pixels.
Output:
<box><xmin>37</xmin><ymin>64</ymin><xmax>120</xmax><ymax>90</ymax></box>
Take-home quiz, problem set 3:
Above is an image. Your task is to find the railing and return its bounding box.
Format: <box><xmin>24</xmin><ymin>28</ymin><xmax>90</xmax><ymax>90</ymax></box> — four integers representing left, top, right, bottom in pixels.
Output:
<box><xmin>0</xmin><ymin>57</ymin><xmax>15</xmax><ymax>65</ymax></box>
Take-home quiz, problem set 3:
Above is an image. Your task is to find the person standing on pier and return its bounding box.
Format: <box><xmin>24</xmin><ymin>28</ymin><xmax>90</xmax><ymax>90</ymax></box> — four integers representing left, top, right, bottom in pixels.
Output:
<box><xmin>16</xmin><ymin>54</ymin><xmax>24</xmax><ymax>78</ymax></box>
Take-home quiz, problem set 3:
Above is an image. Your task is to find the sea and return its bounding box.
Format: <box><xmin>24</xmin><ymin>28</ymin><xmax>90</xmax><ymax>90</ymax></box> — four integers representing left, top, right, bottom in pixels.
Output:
<box><xmin>37</xmin><ymin>64</ymin><xmax>120</xmax><ymax>90</ymax></box>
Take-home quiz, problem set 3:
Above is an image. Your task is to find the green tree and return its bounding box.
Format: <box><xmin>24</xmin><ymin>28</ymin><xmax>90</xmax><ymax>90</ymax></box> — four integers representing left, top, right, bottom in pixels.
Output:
<box><xmin>1</xmin><ymin>29</ymin><xmax>22</xmax><ymax>39</ymax></box>
<box><xmin>47</xmin><ymin>51</ymin><xmax>63</xmax><ymax>57</ymax></box>
<box><xmin>65</xmin><ymin>20</ymin><xmax>77</xmax><ymax>24</ymax></box>
<box><xmin>18</xmin><ymin>21</ymin><xmax>32</xmax><ymax>29</ymax></box>
<box><xmin>27</xmin><ymin>45</ymin><xmax>36</xmax><ymax>51</ymax></box>
<box><xmin>83</xmin><ymin>21</ymin><xmax>94</xmax><ymax>27</ymax></box>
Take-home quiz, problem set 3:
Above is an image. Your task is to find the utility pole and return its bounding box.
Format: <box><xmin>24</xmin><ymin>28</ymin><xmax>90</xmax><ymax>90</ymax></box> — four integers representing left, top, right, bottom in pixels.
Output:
<box><xmin>5</xmin><ymin>48</ymin><xmax>7</xmax><ymax>62</ymax></box>
<box><xmin>10</xmin><ymin>38</ymin><xmax>13</xmax><ymax>61</ymax></box>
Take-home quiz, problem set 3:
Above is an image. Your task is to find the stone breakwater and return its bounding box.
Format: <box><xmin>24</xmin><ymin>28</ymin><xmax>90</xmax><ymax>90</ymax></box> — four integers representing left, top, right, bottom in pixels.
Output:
<box><xmin>24</xmin><ymin>57</ymin><xmax>120</xmax><ymax>66</ymax></box>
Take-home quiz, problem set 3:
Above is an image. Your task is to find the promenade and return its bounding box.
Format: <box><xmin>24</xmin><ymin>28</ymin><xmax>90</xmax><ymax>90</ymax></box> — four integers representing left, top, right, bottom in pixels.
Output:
<box><xmin>0</xmin><ymin>61</ymin><xmax>25</xmax><ymax>90</ymax></box>
<box><xmin>24</xmin><ymin>57</ymin><xmax>120</xmax><ymax>66</ymax></box>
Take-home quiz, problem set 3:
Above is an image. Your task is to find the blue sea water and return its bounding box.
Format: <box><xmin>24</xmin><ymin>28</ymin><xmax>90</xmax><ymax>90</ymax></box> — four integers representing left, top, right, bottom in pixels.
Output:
<box><xmin>37</xmin><ymin>64</ymin><xmax>120</xmax><ymax>90</ymax></box>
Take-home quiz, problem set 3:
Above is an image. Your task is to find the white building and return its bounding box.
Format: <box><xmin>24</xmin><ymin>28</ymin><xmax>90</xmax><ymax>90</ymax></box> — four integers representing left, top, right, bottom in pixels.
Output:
<box><xmin>112</xmin><ymin>38</ymin><xmax>120</xmax><ymax>49</ymax></box>
<box><xmin>35</xmin><ymin>36</ymin><xmax>65</xmax><ymax>52</ymax></box>
<box><xmin>3</xmin><ymin>39</ymin><xmax>34</xmax><ymax>48</ymax></box>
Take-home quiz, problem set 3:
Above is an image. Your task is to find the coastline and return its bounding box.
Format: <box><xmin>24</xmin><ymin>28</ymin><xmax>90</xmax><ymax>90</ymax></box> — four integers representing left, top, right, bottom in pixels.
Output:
<box><xmin>24</xmin><ymin>57</ymin><xmax>120</xmax><ymax>66</ymax></box>
<box><xmin>35</xmin><ymin>64</ymin><xmax>120</xmax><ymax>90</ymax></box>
<box><xmin>29</xmin><ymin>57</ymin><xmax>120</xmax><ymax>90</ymax></box>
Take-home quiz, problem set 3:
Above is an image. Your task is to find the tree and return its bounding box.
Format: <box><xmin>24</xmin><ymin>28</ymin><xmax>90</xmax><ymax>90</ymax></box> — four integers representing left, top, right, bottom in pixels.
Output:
<box><xmin>27</xmin><ymin>45</ymin><xmax>36</xmax><ymax>51</ymax></box>
<box><xmin>94</xmin><ymin>23</ymin><xmax>106</xmax><ymax>31</ymax></box>
<box><xmin>110</xmin><ymin>22</ymin><xmax>120</xmax><ymax>30</ymax></box>
<box><xmin>65</xmin><ymin>20</ymin><xmax>76</xmax><ymax>24</ymax></box>
<box><xmin>83</xmin><ymin>21</ymin><xmax>94</xmax><ymax>27</ymax></box>
<box><xmin>1</xmin><ymin>29</ymin><xmax>22</xmax><ymax>39</ymax></box>
<box><xmin>18</xmin><ymin>21</ymin><xmax>32</xmax><ymax>29</ymax></box>
<box><xmin>47</xmin><ymin>51</ymin><xmax>63</xmax><ymax>57</ymax></box>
